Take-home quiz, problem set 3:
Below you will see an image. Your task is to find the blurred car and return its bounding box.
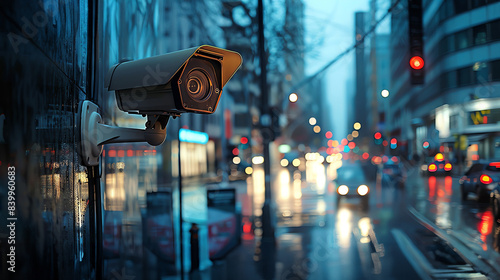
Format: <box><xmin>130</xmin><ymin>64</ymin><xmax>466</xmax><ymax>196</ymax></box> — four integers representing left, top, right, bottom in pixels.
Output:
<box><xmin>335</xmin><ymin>162</ymin><xmax>370</xmax><ymax>210</ymax></box>
<box><xmin>421</xmin><ymin>153</ymin><xmax>453</xmax><ymax>176</ymax></box>
<box><xmin>460</xmin><ymin>161</ymin><xmax>500</xmax><ymax>202</ymax></box>
<box><xmin>379</xmin><ymin>156</ymin><xmax>406</xmax><ymax>188</ymax></box>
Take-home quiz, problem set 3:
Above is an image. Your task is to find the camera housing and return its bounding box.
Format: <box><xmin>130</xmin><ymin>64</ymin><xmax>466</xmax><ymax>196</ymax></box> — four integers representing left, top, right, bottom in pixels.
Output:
<box><xmin>105</xmin><ymin>45</ymin><xmax>242</xmax><ymax>116</ymax></box>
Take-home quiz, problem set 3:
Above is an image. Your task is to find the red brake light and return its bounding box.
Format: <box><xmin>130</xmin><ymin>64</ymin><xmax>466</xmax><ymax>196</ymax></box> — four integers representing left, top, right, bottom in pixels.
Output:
<box><xmin>480</xmin><ymin>174</ymin><xmax>492</xmax><ymax>184</ymax></box>
<box><xmin>489</xmin><ymin>162</ymin><xmax>500</xmax><ymax>168</ymax></box>
<box><xmin>434</xmin><ymin>153</ymin><xmax>444</xmax><ymax>162</ymax></box>
<box><xmin>428</xmin><ymin>164</ymin><xmax>437</xmax><ymax>172</ymax></box>
<box><xmin>444</xmin><ymin>163</ymin><xmax>452</xmax><ymax>171</ymax></box>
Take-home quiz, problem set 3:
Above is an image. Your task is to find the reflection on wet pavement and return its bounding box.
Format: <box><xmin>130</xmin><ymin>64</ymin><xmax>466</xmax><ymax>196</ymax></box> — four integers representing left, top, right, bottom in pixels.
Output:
<box><xmin>240</xmin><ymin>159</ymin><xmax>412</xmax><ymax>280</ymax></box>
<box><xmin>408</xmin><ymin>169</ymin><xmax>500</xmax><ymax>276</ymax></box>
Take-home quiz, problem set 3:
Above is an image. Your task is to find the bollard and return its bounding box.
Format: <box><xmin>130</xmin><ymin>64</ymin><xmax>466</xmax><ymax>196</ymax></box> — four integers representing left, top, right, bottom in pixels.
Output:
<box><xmin>189</xmin><ymin>223</ymin><xmax>200</xmax><ymax>271</ymax></box>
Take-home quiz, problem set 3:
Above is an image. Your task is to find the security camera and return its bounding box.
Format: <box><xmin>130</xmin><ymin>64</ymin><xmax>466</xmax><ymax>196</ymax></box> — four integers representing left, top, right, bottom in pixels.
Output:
<box><xmin>79</xmin><ymin>45</ymin><xmax>242</xmax><ymax>166</ymax></box>
<box><xmin>105</xmin><ymin>45</ymin><xmax>242</xmax><ymax>116</ymax></box>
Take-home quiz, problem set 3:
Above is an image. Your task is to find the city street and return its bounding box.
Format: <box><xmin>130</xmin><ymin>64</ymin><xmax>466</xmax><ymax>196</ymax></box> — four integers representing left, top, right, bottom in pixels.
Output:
<box><xmin>202</xmin><ymin>160</ymin><xmax>500</xmax><ymax>280</ymax></box>
<box><xmin>3</xmin><ymin>1</ymin><xmax>500</xmax><ymax>279</ymax></box>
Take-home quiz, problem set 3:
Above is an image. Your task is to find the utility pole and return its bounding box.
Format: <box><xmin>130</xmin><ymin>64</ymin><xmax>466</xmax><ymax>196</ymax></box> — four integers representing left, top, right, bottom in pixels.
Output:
<box><xmin>257</xmin><ymin>0</ymin><xmax>274</xmax><ymax>241</ymax></box>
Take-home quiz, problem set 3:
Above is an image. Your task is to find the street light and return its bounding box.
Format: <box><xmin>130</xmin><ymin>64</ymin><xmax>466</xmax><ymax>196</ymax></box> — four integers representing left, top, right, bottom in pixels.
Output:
<box><xmin>309</xmin><ymin>117</ymin><xmax>317</xmax><ymax>126</ymax></box>
<box><xmin>353</xmin><ymin>122</ymin><xmax>361</xmax><ymax>130</ymax></box>
<box><xmin>381</xmin><ymin>89</ymin><xmax>389</xmax><ymax>98</ymax></box>
<box><xmin>289</xmin><ymin>93</ymin><xmax>298</xmax><ymax>103</ymax></box>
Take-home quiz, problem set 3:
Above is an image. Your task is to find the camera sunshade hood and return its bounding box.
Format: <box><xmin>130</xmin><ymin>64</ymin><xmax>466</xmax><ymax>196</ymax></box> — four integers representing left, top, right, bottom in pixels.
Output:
<box><xmin>105</xmin><ymin>45</ymin><xmax>242</xmax><ymax>91</ymax></box>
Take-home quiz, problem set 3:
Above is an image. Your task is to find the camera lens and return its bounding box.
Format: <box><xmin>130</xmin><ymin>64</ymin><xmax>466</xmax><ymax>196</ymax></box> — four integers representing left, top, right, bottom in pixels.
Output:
<box><xmin>186</xmin><ymin>69</ymin><xmax>210</xmax><ymax>101</ymax></box>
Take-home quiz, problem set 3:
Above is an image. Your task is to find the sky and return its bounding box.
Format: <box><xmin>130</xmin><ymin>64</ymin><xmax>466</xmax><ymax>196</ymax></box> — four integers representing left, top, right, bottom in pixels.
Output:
<box><xmin>303</xmin><ymin>0</ymin><xmax>387</xmax><ymax>140</ymax></box>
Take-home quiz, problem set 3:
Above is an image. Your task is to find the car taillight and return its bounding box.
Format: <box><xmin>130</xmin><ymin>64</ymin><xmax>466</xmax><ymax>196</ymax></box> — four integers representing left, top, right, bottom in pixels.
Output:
<box><xmin>428</xmin><ymin>164</ymin><xmax>437</xmax><ymax>172</ymax></box>
<box><xmin>489</xmin><ymin>162</ymin><xmax>500</xmax><ymax>168</ymax></box>
<box><xmin>444</xmin><ymin>163</ymin><xmax>452</xmax><ymax>171</ymax></box>
<box><xmin>480</xmin><ymin>174</ymin><xmax>492</xmax><ymax>184</ymax></box>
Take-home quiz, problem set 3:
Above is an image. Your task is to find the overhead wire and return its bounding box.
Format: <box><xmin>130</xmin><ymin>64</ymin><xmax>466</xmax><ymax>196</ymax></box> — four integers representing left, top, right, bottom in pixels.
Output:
<box><xmin>291</xmin><ymin>0</ymin><xmax>403</xmax><ymax>92</ymax></box>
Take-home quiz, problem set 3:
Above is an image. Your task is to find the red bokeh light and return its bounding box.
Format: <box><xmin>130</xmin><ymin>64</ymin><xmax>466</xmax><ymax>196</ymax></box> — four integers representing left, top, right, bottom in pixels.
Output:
<box><xmin>444</xmin><ymin>163</ymin><xmax>452</xmax><ymax>171</ymax></box>
<box><xmin>325</xmin><ymin>131</ymin><xmax>333</xmax><ymax>139</ymax></box>
<box><xmin>428</xmin><ymin>163</ymin><xmax>437</xmax><ymax>172</ymax></box>
<box><xmin>240</xmin><ymin>137</ymin><xmax>248</xmax><ymax>145</ymax></box>
<box><xmin>480</xmin><ymin>174</ymin><xmax>492</xmax><ymax>184</ymax></box>
<box><xmin>410</xmin><ymin>56</ymin><xmax>424</xmax><ymax>70</ymax></box>
<box><xmin>374</xmin><ymin>132</ymin><xmax>382</xmax><ymax>140</ymax></box>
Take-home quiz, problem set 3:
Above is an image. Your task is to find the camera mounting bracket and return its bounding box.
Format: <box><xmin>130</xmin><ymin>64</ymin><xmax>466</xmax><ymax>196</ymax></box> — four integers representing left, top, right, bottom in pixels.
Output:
<box><xmin>79</xmin><ymin>100</ymin><xmax>168</xmax><ymax>166</ymax></box>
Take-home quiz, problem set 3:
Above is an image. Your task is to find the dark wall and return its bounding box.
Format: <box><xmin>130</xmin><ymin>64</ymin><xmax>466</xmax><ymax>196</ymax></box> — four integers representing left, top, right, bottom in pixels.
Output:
<box><xmin>0</xmin><ymin>1</ymin><xmax>91</xmax><ymax>279</ymax></box>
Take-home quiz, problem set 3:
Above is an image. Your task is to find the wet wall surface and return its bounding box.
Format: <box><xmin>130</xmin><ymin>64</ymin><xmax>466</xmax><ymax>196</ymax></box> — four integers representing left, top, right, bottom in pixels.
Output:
<box><xmin>0</xmin><ymin>1</ymin><xmax>90</xmax><ymax>279</ymax></box>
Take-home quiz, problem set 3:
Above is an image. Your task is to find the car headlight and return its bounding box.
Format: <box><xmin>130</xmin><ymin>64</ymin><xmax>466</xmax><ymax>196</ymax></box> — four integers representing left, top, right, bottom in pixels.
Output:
<box><xmin>357</xmin><ymin>185</ymin><xmax>369</xmax><ymax>196</ymax></box>
<box><xmin>338</xmin><ymin>185</ymin><xmax>349</xmax><ymax>195</ymax></box>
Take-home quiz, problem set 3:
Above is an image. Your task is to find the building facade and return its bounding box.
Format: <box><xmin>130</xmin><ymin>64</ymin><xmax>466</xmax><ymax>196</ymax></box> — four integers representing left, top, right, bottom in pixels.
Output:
<box><xmin>0</xmin><ymin>0</ymin><xmax>236</xmax><ymax>279</ymax></box>
<box><xmin>389</xmin><ymin>0</ymin><xmax>500</xmax><ymax>166</ymax></box>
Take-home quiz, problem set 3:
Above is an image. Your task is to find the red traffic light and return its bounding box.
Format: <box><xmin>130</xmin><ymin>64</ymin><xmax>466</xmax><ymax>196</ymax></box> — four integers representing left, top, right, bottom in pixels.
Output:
<box><xmin>240</xmin><ymin>137</ymin><xmax>248</xmax><ymax>145</ymax></box>
<box><xmin>410</xmin><ymin>56</ymin><xmax>424</xmax><ymax>70</ymax></box>
<box><xmin>374</xmin><ymin>132</ymin><xmax>382</xmax><ymax>140</ymax></box>
<box><xmin>423</xmin><ymin>141</ymin><xmax>429</xmax><ymax>149</ymax></box>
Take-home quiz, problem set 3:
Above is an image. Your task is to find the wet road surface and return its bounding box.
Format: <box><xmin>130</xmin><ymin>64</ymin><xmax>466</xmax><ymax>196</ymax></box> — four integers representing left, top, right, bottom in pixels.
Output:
<box><xmin>187</xmin><ymin>160</ymin><xmax>500</xmax><ymax>280</ymax></box>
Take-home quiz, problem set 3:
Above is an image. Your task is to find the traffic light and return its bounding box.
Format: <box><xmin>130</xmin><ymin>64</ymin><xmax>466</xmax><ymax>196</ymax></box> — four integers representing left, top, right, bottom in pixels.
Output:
<box><xmin>390</xmin><ymin>138</ymin><xmax>397</xmax><ymax>149</ymax></box>
<box><xmin>240</xmin><ymin>136</ymin><xmax>249</xmax><ymax>149</ymax></box>
<box><xmin>374</xmin><ymin>132</ymin><xmax>383</xmax><ymax>145</ymax></box>
<box><xmin>422</xmin><ymin>141</ymin><xmax>429</xmax><ymax>149</ymax></box>
<box><xmin>408</xmin><ymin>0</ymin><xmax>424</xmax><ymax>85</ymax></box>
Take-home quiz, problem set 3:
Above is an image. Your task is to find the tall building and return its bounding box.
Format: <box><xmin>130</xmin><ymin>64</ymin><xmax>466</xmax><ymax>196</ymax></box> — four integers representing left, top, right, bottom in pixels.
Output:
<box><xmin>354</xmin><ymin>2</ymin><xmax>391</xmax><ymax>155</ymax></box>
<box><xmin>366</xmin><ymin>33</ymin><xmax>391</xmax><ymax>154</ymax></box>
<box><xmin>389</xmin><ymin>0</ymin><xmax>500</xmax><ymax>164</ymax></box>
<box><xmin>354</xmin><ymin>12</ymin><xmax>369</xmax><ymax>138</ymax></box>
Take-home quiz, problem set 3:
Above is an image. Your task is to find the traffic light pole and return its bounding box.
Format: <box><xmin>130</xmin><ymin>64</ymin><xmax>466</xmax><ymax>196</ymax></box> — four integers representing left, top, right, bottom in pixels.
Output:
<box><xmin>258</xmin><ymin>0</ymin><xmax>275</xmax><ymax>241</ymax></box>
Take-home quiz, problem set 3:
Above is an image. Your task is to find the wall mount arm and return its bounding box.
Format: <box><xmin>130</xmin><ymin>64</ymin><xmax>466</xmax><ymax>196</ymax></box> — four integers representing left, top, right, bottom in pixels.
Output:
<box><xmin>79</xmin><ymin>100</ymin><xmax>169</xmax><ymax>166</ymax></box>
